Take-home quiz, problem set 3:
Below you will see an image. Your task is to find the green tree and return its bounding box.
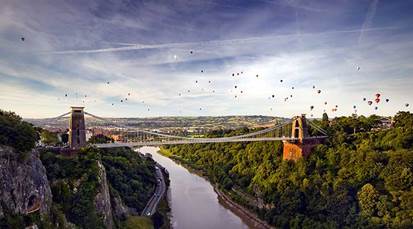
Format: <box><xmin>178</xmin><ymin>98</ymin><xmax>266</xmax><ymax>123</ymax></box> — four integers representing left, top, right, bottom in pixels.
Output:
<box><xmin>357</xmin><ymin>183</ymin><xmax>379</xmax><ymax>217</ymax></box>
<box><xmin>41</xmin><ymin>130</ymin><xmax>59</xmax><ymax>145</ymax></box>
<box><xmin>0</xmin><ymin>109</ymin><xmax>37</xmax><ymax>152</ymax></box>
<box><xmin>88</xmin><ymin>134</ymin><xmax>114</xmax><ymax>144</ymax></box>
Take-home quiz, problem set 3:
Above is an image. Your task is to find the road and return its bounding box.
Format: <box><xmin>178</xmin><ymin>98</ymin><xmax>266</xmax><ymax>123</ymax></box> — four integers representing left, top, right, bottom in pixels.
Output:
<box><xmin>141</xmin><ymin>163</ymin><xmax>166</xmax><ymax>217</ymax></box>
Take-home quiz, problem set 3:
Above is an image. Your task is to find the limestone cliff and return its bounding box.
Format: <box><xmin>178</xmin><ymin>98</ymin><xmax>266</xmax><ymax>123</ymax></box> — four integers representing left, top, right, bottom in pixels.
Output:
<box><xmin>0</xmin><ymin>145</ymin><xmax>52</xmax><ymax>218</ymax></box>
<box><xmin>95</xmin><ymin>160</ymin><xmax>114</xmax><ymax>229</ymax></box>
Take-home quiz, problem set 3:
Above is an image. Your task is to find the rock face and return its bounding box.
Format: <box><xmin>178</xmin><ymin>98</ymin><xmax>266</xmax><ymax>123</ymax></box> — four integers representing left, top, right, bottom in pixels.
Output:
<box><xmin>111</xmin><ymin>192</ymin><xmax>130</xmax><ymax>221</ymax></box>
<box><xmin>94</xmin><ymin>160</ymin><xmax>114</xmax><ymax>229</ymax></box>
<box><xmin>0</xmin><ymin>146</ymin><xmax>52</xmax><ymax>218</ymax></box>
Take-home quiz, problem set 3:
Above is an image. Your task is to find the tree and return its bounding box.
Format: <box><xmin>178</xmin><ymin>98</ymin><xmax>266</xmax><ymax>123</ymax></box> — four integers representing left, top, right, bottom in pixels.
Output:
<box><xmin>40</xmin><ymin>129</ymin><xmax>59</xmax><ymax>145</ymax></box>
<box><xmin>0</xmin><ymin>109</ymin><xmax>37</xmax><ymax>152</ymax></box>
<box><xmin>88</xmin><ymin>134</ymin><xmax>114</xmax><ymax>144</ymax></box>
<box><xmin>357</xmin><ymin>183</ymin><xmax>379</xmax><ymax>217</ymax></box>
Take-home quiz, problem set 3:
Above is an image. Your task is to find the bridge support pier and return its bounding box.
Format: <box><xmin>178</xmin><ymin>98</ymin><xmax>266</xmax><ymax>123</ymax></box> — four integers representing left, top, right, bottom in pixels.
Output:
<box><xmin>69</xmin><ymin>106</ymin><xmax>86</xmax><ymax>150</ymax></box>
<box><xmin>282</xmin><ymin>114</ymin><xmax>323</xmax><ymax>161</ymax></box>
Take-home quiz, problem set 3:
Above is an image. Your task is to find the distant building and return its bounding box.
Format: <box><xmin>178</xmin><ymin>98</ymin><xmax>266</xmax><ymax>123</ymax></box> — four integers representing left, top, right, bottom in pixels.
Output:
<box><xmin>378</xmin><ymin>117</ymin><xmax>393</xmax><ymax>129</ymax></box>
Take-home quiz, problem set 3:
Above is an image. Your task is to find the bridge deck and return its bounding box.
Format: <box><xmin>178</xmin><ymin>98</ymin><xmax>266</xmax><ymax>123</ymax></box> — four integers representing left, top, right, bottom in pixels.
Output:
<box><xmin>95</xmin><ymin>136</ymin><xmax>327</xmax><ymax>148</ymax></box>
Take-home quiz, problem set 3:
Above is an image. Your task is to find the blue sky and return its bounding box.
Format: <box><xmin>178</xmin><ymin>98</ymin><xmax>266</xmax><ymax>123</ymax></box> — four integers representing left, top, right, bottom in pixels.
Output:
<box><xmin>0</xmin><ymin>0</ymin><xmax>412</xmax><ymax>118</ymax></box>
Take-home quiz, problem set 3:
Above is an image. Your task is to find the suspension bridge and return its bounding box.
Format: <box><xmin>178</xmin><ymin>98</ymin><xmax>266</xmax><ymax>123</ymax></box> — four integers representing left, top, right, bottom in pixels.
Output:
<box><xmin>50</xmin><ymin>106</ymin><xmax>328</xmax><ymax>161</ymax></box>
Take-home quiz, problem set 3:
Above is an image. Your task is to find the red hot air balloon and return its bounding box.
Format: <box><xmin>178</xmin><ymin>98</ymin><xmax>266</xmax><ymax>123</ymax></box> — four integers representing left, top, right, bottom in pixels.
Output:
<box><xmin>375</xmin><ymin>98</ymin><xmax>380</xmax><ymax>103</ymax></box>
<box><xmin>375</xmin><ymin>93</ymin><xmax>381</xmax><ymax>98</ymax></box>
<box><xmin>368</xmin><ymin>101</ymin><xmax>373</xmax><ymax>105</ymax></box>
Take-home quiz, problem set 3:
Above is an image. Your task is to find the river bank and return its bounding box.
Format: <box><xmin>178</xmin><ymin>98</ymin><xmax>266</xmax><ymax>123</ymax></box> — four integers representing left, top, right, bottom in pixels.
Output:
<box><xmin>158</xmin><ymin>147</ymin><xmax>274</xmax><ymax>229</ymax></box>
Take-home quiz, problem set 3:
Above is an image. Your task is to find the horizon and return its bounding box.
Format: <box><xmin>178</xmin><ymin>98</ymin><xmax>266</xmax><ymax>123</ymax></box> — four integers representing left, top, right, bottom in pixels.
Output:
<box><xmin>1</xmin><ymin>0</ymin><xmax>412</xmax><ymax>119</ymax></box>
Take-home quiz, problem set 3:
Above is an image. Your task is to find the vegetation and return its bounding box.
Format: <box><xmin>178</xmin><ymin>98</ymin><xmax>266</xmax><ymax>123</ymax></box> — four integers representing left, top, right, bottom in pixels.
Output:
<box><xmin>40</xmin><ymin>147</ymin><xmax>159</xmax><ymax>228</ymax></box>
<box><xmin>40</xmin><ymin>129</ymin><xmax>59</xmax><ymax>145</ymax></box>
<box><xmin>163</xmin><ymin>112</ymin><xmax>413</xmax><ymax>228</ymax></box>
<box><xmin>123</xmin><ymin>216</ymin><xmax>154</xmax><ymax>229</ymax></box>
<box><xmin>99</xmin><ymin>147</ymin><xmax>157</xmax><ymax>212</ymax></box>
<box><xmin>88</xmin><ymin>134</ymin><xmax>115</xmax><ymax>144</ymax></box>
<box><xmin>0</xmin><ymin>109</ymin><xmax>38</xmax><ymax>153</ymax></box>
<box><xmin>40</xmin><ymin>148</ymin><xmax>105</xmax><ymax>228</ymax></box>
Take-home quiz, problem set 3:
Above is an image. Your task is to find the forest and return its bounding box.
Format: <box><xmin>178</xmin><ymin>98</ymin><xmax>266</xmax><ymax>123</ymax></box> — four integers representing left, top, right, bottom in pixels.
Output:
<box><xmin>162</xmin><ymin>112</ymin><xmax>413</xmax><ymax>228</ymax></box>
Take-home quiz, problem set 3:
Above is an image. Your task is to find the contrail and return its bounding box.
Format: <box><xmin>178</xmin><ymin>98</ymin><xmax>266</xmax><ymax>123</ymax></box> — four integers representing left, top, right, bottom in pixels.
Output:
<box><xmin>43</xmin><ymin>26</ymin><xmax>396</xmax><ymax>55</ymax></box>
<box><xmin>359</xmin><ymin>0</ymin><xmax>379</xmax><ymax>44</ymax></box>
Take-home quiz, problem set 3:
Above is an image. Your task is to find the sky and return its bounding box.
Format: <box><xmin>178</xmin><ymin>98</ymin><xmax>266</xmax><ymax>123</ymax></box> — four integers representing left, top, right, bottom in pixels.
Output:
<box><xmin>0</xmin><ymin>0</ymin><xmax>412</xmax><ymax>118</ymax></box>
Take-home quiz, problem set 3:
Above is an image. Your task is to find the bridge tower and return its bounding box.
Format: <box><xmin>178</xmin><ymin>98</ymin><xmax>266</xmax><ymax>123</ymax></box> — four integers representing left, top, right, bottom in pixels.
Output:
<box><xmin>69</xmin><ymin>106</ymin><xmax>86</xmax><ymax>150</ymax></box>
<box><xmin>282</xmin><ymin>114</ymin><xmax>321</xmax><ymax>161</ymax></box>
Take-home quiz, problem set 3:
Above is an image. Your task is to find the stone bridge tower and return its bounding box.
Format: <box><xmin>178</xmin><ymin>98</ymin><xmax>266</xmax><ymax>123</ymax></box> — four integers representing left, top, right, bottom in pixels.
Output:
<box><xmin>69</xmin><ymin>106</ymin><xmax>86</xmax><ymax>150</ymax></box>
<box><xmin>282</xmin><ymin>114</ymin><xmax>322</xmax><ymax>161</ymax></box>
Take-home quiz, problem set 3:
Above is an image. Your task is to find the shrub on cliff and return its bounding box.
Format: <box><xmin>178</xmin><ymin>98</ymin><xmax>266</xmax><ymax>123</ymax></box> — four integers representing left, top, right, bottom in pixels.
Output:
<box><xmin>0</xmin><ymin>109</ymin><xmax>38</xmax><ymax>152</ymax></box>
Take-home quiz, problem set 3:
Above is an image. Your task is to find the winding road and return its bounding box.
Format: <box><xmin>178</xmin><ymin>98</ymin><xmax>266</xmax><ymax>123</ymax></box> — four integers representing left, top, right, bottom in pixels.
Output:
<box><xmin>141</xmin><ymin>163</ymin><xmax>166</xmax><ymax>216</ymax></box>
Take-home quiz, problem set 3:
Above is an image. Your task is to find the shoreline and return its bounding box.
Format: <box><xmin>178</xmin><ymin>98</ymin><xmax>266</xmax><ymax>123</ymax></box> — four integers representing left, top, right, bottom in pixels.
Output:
<box><xmin>157</xmin><ymin>148</ymin><xmax>273</xmax><ymax>229</ymax></box>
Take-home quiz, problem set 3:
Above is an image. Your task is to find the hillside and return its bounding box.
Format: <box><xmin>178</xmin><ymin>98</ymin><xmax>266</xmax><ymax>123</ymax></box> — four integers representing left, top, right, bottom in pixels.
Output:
<box><xmin>0</xmin><ymin>109</ymin><xmax>168</xmax><ymax>229</ymax></box>
<box><xmin>162</xmin><ymin>112</ymin><xmax>413</xmax><ymax>228</ymax></box>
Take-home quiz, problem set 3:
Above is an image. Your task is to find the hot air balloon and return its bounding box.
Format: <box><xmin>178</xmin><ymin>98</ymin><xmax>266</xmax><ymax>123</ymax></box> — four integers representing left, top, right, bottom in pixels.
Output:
<box><xmin>208</xmin><ymin>80</ymin><xmax>211</xmax><ymax>83</ymax></box>
<box><xmin>310</xmin><ymin>105</ymin><xmax>314</xmax><ymax>110</ymax></box>
<box><xmin>128</xmin><ymin>93</ymin><xmax>130</xmax><ymax>96</ymax></box>
<box><xmin>375</xmin><ymin>106</ymin><xmax>378</xmax><ymax>110</ymax></box>
<box><xmin>107</xmin><ymin>81</ymin><xmax>110</xmax><ymax>84</ymax></box>
<box><xmin>317</xmin><ymin>90</ymin><xmax>321</xmax><ymax>94</ymax></box>
<box><xmin>232</xmin><ymin>73</ymin><xmax>235</xmax><ymax>76</ymax></box>
<box><xmin>375</xmin><ymin>98</ymin><xmax>380</xmax><ymax>103</ymax></box>
<box><xmin>272</xmin><ymin>94</ymin><xmax>275</xmax><ymax>98</ymax></box>
<box><xmin>240</xmin><ymin>90</ymin><xmax>243</xmax><ymax>94</ymax></box>
<box><xmin>335</xmin><ymin>105</ymin><xmax>338</xmax><ymax>108</ymax></box>
<box><xmin>201</xmin><ymin>70</ymin><xmax>204</xmax><ymax>73</ymax></box>
<box><xmin>237</xmin><ymin>73</ymin><xmax>239</xmax><ymax>76</ymax></box>
<box><xmin>368</xmin><ymin>101</ymin><xmax>373</xmax><ymax>105</ymax></box>
<box><xmin>21</xmin><ymin>37</ymin><xmax>25</xmax><ymax>41</ymax></box>
<box><xmin>235</xmin><ymin>85</ymin><xmax>237</xmax><ymax>89</ymax></box>
<box><xmin>290</xmin><ymin>95</ymin><xmax>293</xmax><ymax>98</ymax></box>
<box><xmin>386</xmin><ymin>98</ymin><xmax>389</xmax><ymax>102</ymax></box>
<box><xmin>406</xmin><ymin>103</ymin><xmax>410</xmax><ymax>107</ymax></box>
<box><xmin>353</xmin><ymin>105</ymin><xmax>357</xmax><ymax>109</ymax></box>
<box><xmin>241</xmin><ymin>71</ymin><xmax>243</xmax><ymax>74</ymax></box>
<box><xmin>280</xmin><ymin>80</ymin><xmax>283</xmax><ymax>83</ymax></box>
<box><xmin>375</xmin><ymin>93</ymin><xmax>381</xmax><ymax>98</ymax></box>
<box><xmin>65</xmin><ymin>94</ymin><xmax>68</xmax><ymax>97</ymax></box>
<box><xmin>363</xmin><ymin>98</ymin><xmax>366</xmax><ymax>101</ymax></box>
<box><xmin>195</xmin><ymin>80</ymin><xmax>198</xmax><ymax>83</ymax></box>
<box><xmin>256</xmin><ymin>74</ymin><xmax>259</xmax><ymax>78</ymax></box>
<box><xmin>313</xmin><ymin>85</ymin><xmax>316</xmax><ymax>89</ymax></box>
<box><xmin>292</xmin><ymin>86</ymin><xmax>294</xmax><ymax>89</ymax></box>
<box><xmin>112</xmin><ymin>103</ymin><xmax>114</xmax><ymax>106</ymax></box>
<box><xmin>120</xmin><ymin>100</ymin><xmax>123</xmax><ymax>102</ymax></box>
<box><xmin>324</xmin><ymin>102</ymin><xmax>327</xmax><ymax>105</ymax></box>
<box><xmin>190</xmin><ymin>51</ymin><xmax>193</xmax><ymax>54</ymax></box>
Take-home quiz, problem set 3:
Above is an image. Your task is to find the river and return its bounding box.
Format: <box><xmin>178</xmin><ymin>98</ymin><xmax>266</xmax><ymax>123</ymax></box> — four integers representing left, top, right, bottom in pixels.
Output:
<box><xmin>138</xmin><ymin>146</ymin><xmax>249</xmax><ymax>229</ymax></box>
